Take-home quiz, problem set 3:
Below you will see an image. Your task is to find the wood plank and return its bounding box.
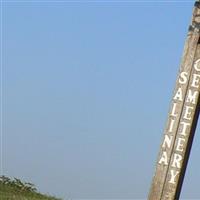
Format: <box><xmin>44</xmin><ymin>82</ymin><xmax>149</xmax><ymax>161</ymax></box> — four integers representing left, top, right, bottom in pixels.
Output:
<box><xmin>148</xmin><ymin>1</ymin><xmax>200</xmax><ymax>200</ymax></box>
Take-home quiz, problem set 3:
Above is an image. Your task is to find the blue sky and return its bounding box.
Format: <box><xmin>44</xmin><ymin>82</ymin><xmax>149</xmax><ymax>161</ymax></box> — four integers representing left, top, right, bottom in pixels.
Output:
<box><xmin>2</xmin><ymin>1</ymin><xmax>200</xmax><ymax>199</ymax></box>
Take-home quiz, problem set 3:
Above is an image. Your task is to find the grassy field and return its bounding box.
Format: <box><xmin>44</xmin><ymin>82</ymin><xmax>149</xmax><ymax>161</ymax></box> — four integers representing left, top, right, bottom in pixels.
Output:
<box><xmin>0</xmin><ymin>176</ymin><xmax>62</xmax><ymax>200</ymax></box>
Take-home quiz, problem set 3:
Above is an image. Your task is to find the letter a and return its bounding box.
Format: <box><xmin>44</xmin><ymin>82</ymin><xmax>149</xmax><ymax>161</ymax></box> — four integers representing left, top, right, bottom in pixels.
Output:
<box><xmin>158</xmin><ymin>151</ymin><xmax>168</xmax><ymax>166</ymax></box>
<box><xmin>174</xmin><ymin>87</ymin><xmax>183</xmax><ymax>101</ymax></box>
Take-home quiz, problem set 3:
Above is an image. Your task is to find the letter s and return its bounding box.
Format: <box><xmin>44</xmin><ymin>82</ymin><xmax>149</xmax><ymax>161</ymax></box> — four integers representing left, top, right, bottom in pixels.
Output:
<box><xmin>179</xmin><ymin>72</ymin><xmax>188</xmax><ymax>84</ymax></box>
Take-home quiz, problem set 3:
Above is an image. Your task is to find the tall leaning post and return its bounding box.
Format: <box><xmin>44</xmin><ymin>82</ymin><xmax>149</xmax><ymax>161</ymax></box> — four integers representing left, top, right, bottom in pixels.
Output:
<box><xmin>148</xmin><ymin>1</ymin><xmax>200</xmax><ymax>200</ymax></box>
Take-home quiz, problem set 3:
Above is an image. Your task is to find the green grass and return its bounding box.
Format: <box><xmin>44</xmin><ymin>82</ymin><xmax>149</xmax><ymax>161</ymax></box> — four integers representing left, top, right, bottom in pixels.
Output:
<box><xmin>0</xmin><ymin>176</ymin><xmax>62</xmax><ymax>200</ymax></box>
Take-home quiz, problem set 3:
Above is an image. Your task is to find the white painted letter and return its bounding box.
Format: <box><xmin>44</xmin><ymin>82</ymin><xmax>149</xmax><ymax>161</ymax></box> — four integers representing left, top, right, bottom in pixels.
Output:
<box><xmin>179</xmin><ymin>72</ymin><xmax>188</xmax><ymax>84</ymax></box>
<box><xmin>176</xmin><ymin>137</ymin><xmax>185</xmax><ymax>152</ymax></box>
<box><xmin>191</xmin><ymin>74</ymin><xmax>200</xmax><ymax>88</ymax></box>
<box><xmin>159</xmin><ymin>151</ymin><xmax>168</xmax><ymax>166</ymax></box>
<box><xmin>179</xmin><ymin>121</ymin><xmax>190</xmax><ymax>136</ymax></box>
<box><xmin>186</xmin><ymin>90</ymin><xmax>198</xmax><ymax>104</ymax></box>
<box><xmin>162</xmin><ymin>135</ymin><xmax>173</xmax><ymax>149</ymax></box>
<box><xmin>171</xmin><ymin>103</ymin><xmax>178</xmax><ymax>117</ymax></box>
<box><xmin>169</xmin><ymin>169</ymin><xmax>179</xmax><ymax>184</ymax></box>
<box><xmin>194</xmin><ymin>59</ymin><xmax>200</xmax><ymax>71</ymax></box>
<box><xmin>183</xmin><ymin>106</ymin><xmax>193</xmax><ymax>120</ymax></box>
<box><xmin>168</xmin><ymin>119</ymin><xmax>175</xmax><ymax>133</ymax></box>
<box><xmin>172</xmin><ymin>153</ymin><xmax>183</xmax><ymax>169</ymax></box>
<box><xmin>174</xmin><ymin>87</ymin><xmax>183</xmax><ymax>101</ymax></box>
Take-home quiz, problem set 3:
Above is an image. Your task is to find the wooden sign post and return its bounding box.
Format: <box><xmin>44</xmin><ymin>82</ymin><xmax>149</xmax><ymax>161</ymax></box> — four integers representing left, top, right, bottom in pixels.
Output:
<box><xmin>148</xmin><ymin>1</ymin><xmax>200</xmax><ymax>200</ymax></box>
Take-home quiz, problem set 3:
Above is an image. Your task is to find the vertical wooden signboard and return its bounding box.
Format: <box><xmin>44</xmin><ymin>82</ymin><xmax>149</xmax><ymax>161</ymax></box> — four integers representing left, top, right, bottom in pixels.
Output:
<box><xmin>148</xmin><ymin>1</ymin><xmax>200</xmax><ymax>200</ymax></box>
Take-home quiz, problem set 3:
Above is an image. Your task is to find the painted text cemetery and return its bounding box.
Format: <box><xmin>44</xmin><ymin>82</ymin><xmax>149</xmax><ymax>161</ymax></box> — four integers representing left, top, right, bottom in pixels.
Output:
<box><xmin>149</xmin><ymin>1</ymin><xmax>200</xmax><ymax>200</ymax></box>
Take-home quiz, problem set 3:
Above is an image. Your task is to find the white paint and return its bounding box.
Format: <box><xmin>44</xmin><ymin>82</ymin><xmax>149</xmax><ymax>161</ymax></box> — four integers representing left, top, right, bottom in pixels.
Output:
<box><xmin>186</xmin><ymin>89</ymin><xmax>198</xmax><ymax>104</ymax></box>
<box><xmin>159</xmin><ymin>151</ymin><xmax>168</xmax><ymax>166</ymax></box>
<box><xmin>162</xmin><ymin>135</ymin><xmax>173</xmax><ymax>149</ymax></box>
<box><xmin>183</xmin><ymin>106</ymin><xmax>193</xmax><ymax>120</ymax></box>
<box><xmin>179</xmin><ymin>121</ymin><xmax>191</xmax><ymax>136</ymax></box>
<box><xmin>194</xmin><ymin>58</ymin><xmax>200</xmax><ymax>71</ymax></box>
<box><xmin>179</xmin><ymin>71</ymin><xmax>188</xmax><ymax>84</ymax></box>
<box><xmin>176</xmin><ymin>137</ymin><xmax>186</xmax><ymax>152</ymax></box>
<box><xmin>168</xmin><ymin>119</ymin><xmax>175</xmax><ymax>133</ymax></box>
<box><xmin>169</xmin><ymin>169</ymin><xmax>179</xmax><ymax>184</ymax></box>
<box><xmin>171</xmin><ymin>103</ymin><xmax>178</xmax><ymax>117</ymax></box>
<box><xmin>191</xmin><ymin>74</ymin><xmax>200</xmax><ymax>88</ymax></box>
<box><xmin>172</xmin><ymin>153</ymin><xmax>183</xmax><ymax>169</ymax></box>
<box><xmin>174</xmin><ymin>87</ymin><xmax>183</xmax><ymax>101</ymax></box>
<box><xmin>155</xmin><ymin>58</ymin><xmax>200</xmax><ymax>188</ymax></box>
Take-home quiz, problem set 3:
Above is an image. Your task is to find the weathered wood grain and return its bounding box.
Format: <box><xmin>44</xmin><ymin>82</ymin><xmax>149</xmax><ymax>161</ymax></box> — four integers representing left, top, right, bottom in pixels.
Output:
<box><xmin>148</xmin><ymin>1</ymin><xmax>200</xmax><ymax>200</ymax></box>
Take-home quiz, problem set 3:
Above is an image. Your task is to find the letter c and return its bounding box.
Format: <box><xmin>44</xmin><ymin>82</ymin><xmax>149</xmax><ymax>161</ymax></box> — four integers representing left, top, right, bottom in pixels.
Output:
<box><xmin>194</xmin><ymin>59</ymin><xmax>200</xmax><ymax>71</ymax></box>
